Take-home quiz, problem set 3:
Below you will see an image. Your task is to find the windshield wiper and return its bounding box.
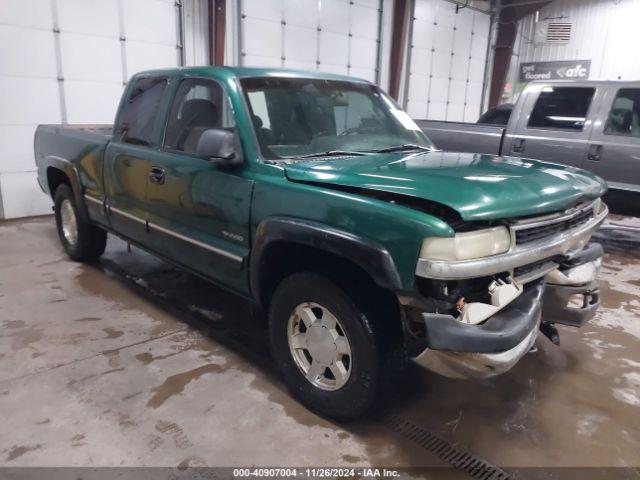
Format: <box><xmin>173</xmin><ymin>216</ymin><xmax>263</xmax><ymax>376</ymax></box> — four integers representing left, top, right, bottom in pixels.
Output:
<box><xmin>295</xmin><ymin>150</ymin><xmax>368</xmax><ymax>159</ymax></box>
<box><xmin>373</xmin><ymin>144</ymin><xmax>438</xmax><ymax>154</ymax></box>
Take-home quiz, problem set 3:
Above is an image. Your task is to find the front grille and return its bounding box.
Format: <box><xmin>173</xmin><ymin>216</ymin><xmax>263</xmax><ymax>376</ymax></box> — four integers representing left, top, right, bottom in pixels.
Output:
<box><xmin>515</xmin><ymin>207</ymin><xmax>594</xmax><ymax>246</ymax></box>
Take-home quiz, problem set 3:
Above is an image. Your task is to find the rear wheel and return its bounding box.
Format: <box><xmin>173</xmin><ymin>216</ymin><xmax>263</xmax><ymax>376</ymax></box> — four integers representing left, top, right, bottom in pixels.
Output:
<box><xmin>269</xmin><ymin>272</ymin><xmax>389</xmax><ymax>420</ymax></box>
<box><xmin>54</xmin><ymin>184</ymin><xmax>106</xmax><ymax>261</ymax></box>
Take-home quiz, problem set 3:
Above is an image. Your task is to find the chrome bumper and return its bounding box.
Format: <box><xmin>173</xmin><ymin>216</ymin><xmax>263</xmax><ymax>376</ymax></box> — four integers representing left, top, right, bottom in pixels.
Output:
<box><xmin>413</xmin><ymin>315</ymin><xmax>540</xmax><ymax>379</ymax></box>
<box><xmin>410</xmin><ymin>243</ymin><xmax>603</xmax><ymax>380</ymax></box>
<box><xmin>415</xmin><ymin>204</ymin><xmax>608</xmax><ymax>281</ymax></box>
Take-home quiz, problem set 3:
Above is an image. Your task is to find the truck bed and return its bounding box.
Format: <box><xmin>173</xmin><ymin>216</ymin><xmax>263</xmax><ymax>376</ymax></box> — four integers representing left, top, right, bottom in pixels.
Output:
<box><xmin>416</xmin><ymin>120</ymin><xmax>505</xmax><ymax>156</ymax></box>
<box><xmin>35</xmin><ymin>124</ymin><xmax>113</xmax><ymax>199</ymax></box>
<box><xmin>39</xmin><ymin>124</ymin><xmax>113</xmax><ymax>138</ymax></box>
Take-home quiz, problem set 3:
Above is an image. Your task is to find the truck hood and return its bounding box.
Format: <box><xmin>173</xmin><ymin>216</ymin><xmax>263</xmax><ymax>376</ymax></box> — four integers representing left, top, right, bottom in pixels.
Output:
<box><xmin>284</xmin><ymin>151</ymin><xmax>607</xmax><ymax>221</ymax></box>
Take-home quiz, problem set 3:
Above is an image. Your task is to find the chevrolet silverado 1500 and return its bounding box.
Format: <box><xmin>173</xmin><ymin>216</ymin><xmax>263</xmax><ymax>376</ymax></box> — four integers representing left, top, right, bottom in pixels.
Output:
<box><xmin>418</xmin><ymin>80</ymin><xmax>640</xmax><ymax>193</ymax></box>
<box><xmin>35</xmin><ymin>67</ymin><xmax>608</xmax><ymax>420</ymax></box>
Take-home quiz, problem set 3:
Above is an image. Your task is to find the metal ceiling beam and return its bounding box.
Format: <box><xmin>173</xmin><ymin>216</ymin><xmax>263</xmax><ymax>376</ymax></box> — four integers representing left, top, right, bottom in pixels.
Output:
<box><xmin>388</xmin><ymin>0</ymin><xmax>411</xmax><ymax>100</ymax></box>
<box><xmin>208</xmin><ymin>0</ymin><xmax>226</xmax><ymax>65</ymax></box>
<box><xmin>488</xmin><ymin>0</ymin><xmax>552</xmax><ymax>108</ymax></box>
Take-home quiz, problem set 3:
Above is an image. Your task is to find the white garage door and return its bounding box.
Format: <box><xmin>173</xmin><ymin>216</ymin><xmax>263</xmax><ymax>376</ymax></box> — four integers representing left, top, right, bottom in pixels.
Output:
<box><xmin>239</xmin><ymin>0</ymin><xmax>382</xmax><ymax>83</ymax></box>
<box><xmin>0</xmin><ymin>0</ymin><xmax>180</xmax><ymax>219</ymax></box>
<box><xmin>405</xmin><ymin>0</ymin><xmax>490</xmax><ymax>122</ymax></box>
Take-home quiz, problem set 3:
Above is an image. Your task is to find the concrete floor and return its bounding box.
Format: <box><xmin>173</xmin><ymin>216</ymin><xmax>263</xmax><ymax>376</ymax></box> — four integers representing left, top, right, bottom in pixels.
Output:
<box><xmin>0</xmin><ymin>216</ymin><xmax>638</xmax><ymax>473</ymax></box>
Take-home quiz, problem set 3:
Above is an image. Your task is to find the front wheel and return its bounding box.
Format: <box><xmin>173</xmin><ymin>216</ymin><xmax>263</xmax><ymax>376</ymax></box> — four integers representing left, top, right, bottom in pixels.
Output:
<box><xmin>54</xmin><ymin>184</ymin><xmax>107</xmax><ymax>262</ymax></box>
<box><xmin>269</xmin><ymin>272</ymin><xmax>385</xmax><ymax>420</ymax></box>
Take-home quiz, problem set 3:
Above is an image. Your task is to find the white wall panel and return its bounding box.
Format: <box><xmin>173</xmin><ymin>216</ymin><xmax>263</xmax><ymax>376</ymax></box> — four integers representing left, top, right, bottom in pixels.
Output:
<box><xmin>0</xmin><ymin>0</ymin><xmax>181</xmax><ymax>218</ymax></box>
<box><xmin>0</xmin><ymin>0</ymin><xmax>53</xmax><ymax>29</ymax></box>
<box><xmin>351</xmin><ymin>4</ymin><xmax>378</xmax><ymax>39</ymax></box>
<box><xmin>318</xmin><ymin>31</ymin><xmax>349</xmax><ymax>66</ymax></box>
<box><xmin>240</xmin><ymin>0</ymin><xmax>384</xmax><ymax>83</ymax></box>
<box><xmin>64</xmin><ymin>81</ymin><xmax>123</xmax><ymax>124</ymax></box>
<box><xmin>320</xmin><ymin>0</ymin><xmax>351</xmax><ymax>34</ymax></box>
<box><xmin>57</xmin><ymin>0</ymin><xmax>119</xmax><ymax>37</ymax></box>
<box><xmin>406</xmin><ymin>99</ymin><xmax>428</xmax><ymax>119</ymax></box>
<box><xmin>286</xmin><ymin>60</ymin><xmax>318</xmax><ymax>71</ymax></box>
<box><xmin>410</xmin><ymin>47</ymin><xmax>431</xmax><ymax>75</ymax></box>
<box><xmin>60</xmin><ymin>34</ymin><xmax>122</xmax><ymax>82</ymax></box>
<box><xmin>245</xmin><ymin>0</ymin><xmax>283</xmax><ymax>21</ymax></box>
<box><xmin>0</xmin><ymin>77</ymin><xmax>61</xmax><ymax>126</ymax></box>
<box><xmin>243</xmin><ymin>55</ymin><xmax>282</xmax><ymax>68</ymax></box>
<box><xmin>0</xmin><ymin>126</ymin><xmax>39</xmax><ymax>173</ymax></box>
<box><xmin>355</xmin><ymin>0</ymin><xmax>379</xmax><ymax>8</ymax></box>
<box><xmin>242</xmin><ymin>17</ymin><xmax>282</xmax><ymax>62</ymax></box>
<box><xmin>123</xmin><ymin>0</ymin><xmax>176</xmax><ymax>45</ymax></box>
<box><xmin>406</xmin><ymin>0</ymin><xmax>491</xmax><ymax>122</ymax></box>
<box><xmin>0</xmin><ymin>172</ymin><xmax>53</xmax><ymax>219</ymax></box>
<box><xmin>126</xmin><ymin>41</ymin><xmax>178</xmax><ymax>73</ymax></box>
<box><xmin>0</xmin><ymin>26</ymin><xmax>57</xmax><ymax>78</ymax></box>
<box><xmin>350</xmin><ymin>37</ymin><xmax>377</xmax><ymax>69</ymax></box>
<box><xmin>429</xmin><ymin>101</ymin><xmax>447</xmax><ymax>121</ymax></box>
<box><xmin>349</xmin><ymin>67</ymin><xmax>376</xmax><ymax>83</ymax></box>
<box><xmin>284</xmin><ymin>0</ymin><xmax>318</xmax><ymax>28</ymax></box>
<box><xmin>284</xmin><ymin>25</ymin><xmax>318</xmax><ymax>63</ymax></box>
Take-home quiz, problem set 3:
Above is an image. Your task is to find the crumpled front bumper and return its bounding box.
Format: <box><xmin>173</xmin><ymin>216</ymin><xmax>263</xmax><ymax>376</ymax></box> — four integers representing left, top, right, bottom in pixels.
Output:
<box><xmin>413</xmin><ymin>280</ymin><xmax>544</xmax><ymax>379</ymax></box>
<box><xmin>542</xmin><ymin>242</ymin><xmax>602</xmax><ymax>327</ymax></box>
<box><xmin>410</xmin><ymin>243</ymin><xmax>603</xmax><ymax>380</ymax></box>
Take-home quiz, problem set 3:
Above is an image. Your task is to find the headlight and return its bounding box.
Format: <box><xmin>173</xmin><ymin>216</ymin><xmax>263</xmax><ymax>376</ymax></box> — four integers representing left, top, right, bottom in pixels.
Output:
<box><xmin>420</xmin><ymin>226</ymin><xmax>511</xmax><ymax>261</ymax></box>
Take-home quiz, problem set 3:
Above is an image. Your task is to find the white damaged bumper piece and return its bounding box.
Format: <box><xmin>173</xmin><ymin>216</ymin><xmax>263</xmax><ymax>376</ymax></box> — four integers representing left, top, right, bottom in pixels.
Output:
<box><xmin>411</xmin><ymin>243</ymin><xmax>603</xmax><ymax>379</ymax></box>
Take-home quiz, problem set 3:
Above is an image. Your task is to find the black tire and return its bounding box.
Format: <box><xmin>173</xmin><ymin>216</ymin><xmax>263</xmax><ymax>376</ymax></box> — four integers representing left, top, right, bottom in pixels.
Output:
<box><xmin>269</xmin><ymin>272</ymin><xmax>390</xmax><ymax>420</ymax></box>
<box><xmin>54</xmin><ymin>184</ymin><xmax>107</xmax><ymax>262</ymax></box>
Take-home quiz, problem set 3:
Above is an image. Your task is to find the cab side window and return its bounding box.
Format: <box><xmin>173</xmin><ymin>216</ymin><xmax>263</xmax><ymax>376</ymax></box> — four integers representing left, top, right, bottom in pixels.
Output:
<box><xmin>163</xmin><ymin>78</ymin><xmax>235</xmax><ymax>155</ymax></box>
<box><xmin>527</xmin><ymin>87</ymin><xmax>595</xmax><ymax>131</ymax></box>
<box><xmin>115</xmin><ymin>77</ymin><xmax>168</xmax><ymax>145</ymax></box>
<box><xmin>604</xmin><ymin>89</ymin><xmax>640</xmax><ymax>137</ymax></box>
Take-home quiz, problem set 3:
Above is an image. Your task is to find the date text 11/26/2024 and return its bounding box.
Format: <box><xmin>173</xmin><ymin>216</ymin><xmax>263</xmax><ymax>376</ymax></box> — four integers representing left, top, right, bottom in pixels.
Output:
<box><xmin>233</xmin><ymin>468</ymin><xmax>401</xmax><ymax>478</ymax></box>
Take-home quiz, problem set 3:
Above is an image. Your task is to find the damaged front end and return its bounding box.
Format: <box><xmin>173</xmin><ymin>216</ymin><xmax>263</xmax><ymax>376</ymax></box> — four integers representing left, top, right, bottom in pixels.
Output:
<box><xmin>403</xmin><ymin>199</ymin><xmax>607</xmax><ymax>380</ymax></box>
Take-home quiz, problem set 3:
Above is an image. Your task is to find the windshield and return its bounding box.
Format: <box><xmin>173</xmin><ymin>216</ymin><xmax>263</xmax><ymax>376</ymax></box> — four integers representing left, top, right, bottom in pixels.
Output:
<box><xmin>240</xmin><ymin>77</ymin><xmax>434</xmax><ymax>160</ymax></box>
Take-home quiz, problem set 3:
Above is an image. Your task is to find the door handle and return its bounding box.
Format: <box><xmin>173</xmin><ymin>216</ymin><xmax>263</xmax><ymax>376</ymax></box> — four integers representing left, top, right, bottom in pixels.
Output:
<box><xmin>148</xmin><ymin>166</ymin><xmax>165</xmax><ymax>184</ymax></box>
<box><xmin>587</xmin><ymin>144</ymin><xmax>602</xmax><ymax>161</ymax></box>
<box><xmin>513</xmin><ymin>138</ymin><xmax>526</xmax><ymax>153</ymax></box>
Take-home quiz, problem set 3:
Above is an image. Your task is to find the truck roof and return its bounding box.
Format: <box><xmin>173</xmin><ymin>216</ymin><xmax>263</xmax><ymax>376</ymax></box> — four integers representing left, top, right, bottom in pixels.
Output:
<box><xmin>132</xmin><ymin>65</ymin><xmax>371</xmax><ymax>84</ymax></box>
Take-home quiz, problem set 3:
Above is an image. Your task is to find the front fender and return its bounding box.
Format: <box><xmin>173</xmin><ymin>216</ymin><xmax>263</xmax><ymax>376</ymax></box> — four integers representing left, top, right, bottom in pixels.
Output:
<box><xmin>250</xmin><ymin>216</ymin><xmax>402</xmax><ymax>303</ymax></box>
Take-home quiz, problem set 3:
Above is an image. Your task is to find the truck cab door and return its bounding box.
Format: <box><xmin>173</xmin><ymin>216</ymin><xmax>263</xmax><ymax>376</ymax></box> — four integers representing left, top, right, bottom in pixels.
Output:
<box><xmin>144</xmin><ymin>77</ymin><xmax>253</xmax><ymax>295</ymax></box>
<box><xmin>584</xmin><ymin>85</ymin><xmax>640</xmax><ymax>192</ymax></box>
<box><xmin>506</xmin><ymin>85</ymin><xmax>599</xmax><ymax>169</ymax></box>
<box><xmin>104</xmin><ymin>76</ymin><xmax>169</xmax><ymax>244</ymax></box>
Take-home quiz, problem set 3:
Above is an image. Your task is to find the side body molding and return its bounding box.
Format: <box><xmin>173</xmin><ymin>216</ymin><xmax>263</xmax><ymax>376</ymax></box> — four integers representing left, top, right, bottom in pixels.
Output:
<box><xmin>250</xmin><ymin>217</ymin><xmax>402</xmax><ymax>303</ymax></box>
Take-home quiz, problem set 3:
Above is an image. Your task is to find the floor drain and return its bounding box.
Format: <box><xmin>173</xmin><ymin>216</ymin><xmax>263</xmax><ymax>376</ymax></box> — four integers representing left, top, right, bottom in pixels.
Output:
<box><xmin>381</xmin><ymin>413</ymin><xmax>512</xmax><ymax>480</ymax></box>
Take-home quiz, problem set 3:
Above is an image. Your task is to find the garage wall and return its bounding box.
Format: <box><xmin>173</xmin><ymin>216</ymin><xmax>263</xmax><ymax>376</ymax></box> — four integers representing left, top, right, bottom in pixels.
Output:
<box><xmin>404</xmin><ymin>0</ymin><xmax>491</xmax><ymax>122</ymax></box>
<box><xmin>238</xmin><ymin>0</ymin><xmax>388</xmax><ymax>84</ymax></box>
<box><xmin>0</xmin><ymin>0</ymin><xmax>181</xmax><ymax>219</ymax></box>
<box><xmin>515</xmin><ymin>0</ymin><xmax>640</xmax><ymax>82</ymax></box>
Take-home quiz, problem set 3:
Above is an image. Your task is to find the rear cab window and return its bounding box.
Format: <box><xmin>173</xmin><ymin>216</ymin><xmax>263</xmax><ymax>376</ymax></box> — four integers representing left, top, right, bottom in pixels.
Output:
<box><xmin>604</xmin><ymin>88</ymin><xmax>640</xmax><ymax>137</ymax></box>
<box><xmin>527</xmin><ymin>86</ymin><xmax>595</xmax><ymax>131</ymax></box>
<box><xmin>115</xmin><ymin>76</ymin><xmax>168</xmax><ymax>146</ymax></box>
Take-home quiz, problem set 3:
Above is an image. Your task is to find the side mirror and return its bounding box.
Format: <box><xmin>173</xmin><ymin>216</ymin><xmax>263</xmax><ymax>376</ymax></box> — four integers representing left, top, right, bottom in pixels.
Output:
<box><xmin>196</xmin><ymin>128</ymin><xmax>243</xmax><ymax>166</ymax></box>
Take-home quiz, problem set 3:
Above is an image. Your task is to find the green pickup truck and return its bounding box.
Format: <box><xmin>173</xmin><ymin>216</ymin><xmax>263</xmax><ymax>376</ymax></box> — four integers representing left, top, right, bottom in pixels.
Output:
<box><xmin>35</xmin><ymin>67</ymin><xmax>608</xmax><ymax>420</ymax></box>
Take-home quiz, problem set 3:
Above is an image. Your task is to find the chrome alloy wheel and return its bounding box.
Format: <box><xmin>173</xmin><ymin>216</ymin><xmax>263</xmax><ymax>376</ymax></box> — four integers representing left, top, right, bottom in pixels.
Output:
<box><xmin>59</xmin><ymin>199</ymin><xmax>78</xmax><ymax>246</ymax></box>
<box><xmin>287</xmin><ymin>302</ymin><xmax>352</xmax><ymax>391</ymax></box>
